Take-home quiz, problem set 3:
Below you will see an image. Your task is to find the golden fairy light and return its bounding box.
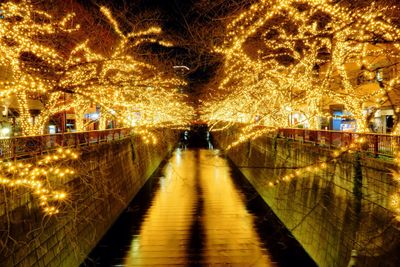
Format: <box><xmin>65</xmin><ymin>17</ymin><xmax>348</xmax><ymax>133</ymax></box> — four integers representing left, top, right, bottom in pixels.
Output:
<box><xmin>0</xmin><ymin>1</ymin><xmax>194</xmax><ymax>217</ymax></box>
<box><xmin>0</xmin><ymin>1</ymin><xmax>194</xmax><ymax>136</ymax></box>
<box><xmin>391</xmin><ymin>150</ymin><xmax>400</xmax><ymax>221</ymax></box>
<box><xmin>0</xmin><ymin>147</ymin><xmax>78</xmax><ymax>215</ymax></box>
<box><xmin>202</xmin><ymin>0</ymin><xmax>400</xmax><ymax>221</ymax></box>
<box><xmin>203</xmin><ymin>0</ymin><xmax>400</xmax><ymax>133</ymax></box>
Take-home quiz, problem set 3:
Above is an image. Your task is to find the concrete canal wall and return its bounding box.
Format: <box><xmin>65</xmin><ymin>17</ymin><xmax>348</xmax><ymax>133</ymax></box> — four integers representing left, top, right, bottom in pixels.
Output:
<box><xmin>213</xmin><ymin>126</ymin><xmax>400</xmax><ymax>267</ymax></box>
<box><xmin>0</xmin><ymin>129</ymin><xmax>178</xmax><ymax>267</ymax></box>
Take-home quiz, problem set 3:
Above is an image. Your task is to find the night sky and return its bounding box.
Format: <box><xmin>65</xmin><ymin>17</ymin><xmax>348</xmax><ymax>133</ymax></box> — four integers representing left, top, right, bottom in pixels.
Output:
<box><xmin>76</xmin><ymin>0</ymin><xmax>252</xmax><ymax>97</ymax></box>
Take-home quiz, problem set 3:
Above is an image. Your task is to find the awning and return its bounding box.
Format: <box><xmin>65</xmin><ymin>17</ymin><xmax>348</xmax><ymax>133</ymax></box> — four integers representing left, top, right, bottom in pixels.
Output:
<box><xmin>1</xmin><ymin>95</ymin><xmax>44</xmax><ymax>110</ymax></box>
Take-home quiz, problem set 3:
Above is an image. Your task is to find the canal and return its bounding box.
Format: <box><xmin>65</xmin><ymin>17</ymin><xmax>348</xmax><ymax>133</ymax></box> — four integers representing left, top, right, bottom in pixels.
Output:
<box><xmin>83</xmin><ymin>148</ymin><xmax>316</xmax><ymax>266</ymax></box>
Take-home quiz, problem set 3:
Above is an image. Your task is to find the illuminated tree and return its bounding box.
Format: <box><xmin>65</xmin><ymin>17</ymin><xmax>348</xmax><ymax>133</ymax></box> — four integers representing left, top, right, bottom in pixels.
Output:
<box><xmin>204</xmin><ymin>0</ymin><xmax>400</xmax><ymax>133</ymax></box>
<box><xmin>201</xmin><ymin>0</ymin><xmax>400</xmax><ymax>225</ymax></box>
<box><xmin>0</xmin><ymin>147</ymin><xmax>78</xmax><ymax>215</ymax></box>
<box><xmin>0</xmin><ymin>1</ymin><xmax>193</xmax><ymax>135</ymax></box>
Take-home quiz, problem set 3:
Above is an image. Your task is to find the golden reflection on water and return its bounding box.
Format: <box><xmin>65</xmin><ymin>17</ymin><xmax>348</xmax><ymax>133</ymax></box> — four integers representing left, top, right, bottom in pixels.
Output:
<box><xmin>124</xmin><ymin>149</ymin><xmax>275</xmax><ymax>266</ymax></box>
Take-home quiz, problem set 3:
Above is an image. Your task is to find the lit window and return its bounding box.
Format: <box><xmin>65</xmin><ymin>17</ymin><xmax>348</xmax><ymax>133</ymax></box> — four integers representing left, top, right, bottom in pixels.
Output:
<box><xmin>376</xmin><ymin>69</ymin><xmax>383</xmax><ymax>82</ymax></box>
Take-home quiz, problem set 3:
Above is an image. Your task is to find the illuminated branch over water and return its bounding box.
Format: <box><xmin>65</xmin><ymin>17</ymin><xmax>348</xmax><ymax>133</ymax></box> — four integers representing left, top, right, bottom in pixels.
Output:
<box><xmin>0</xmin><ymin>1</ymin><xmax>194</xmax><ymax>136</ymax></box>
<box><xmin>203</xmin><ymin>0</ymin><xmax>400</xmax><ymax>133</ymax></box>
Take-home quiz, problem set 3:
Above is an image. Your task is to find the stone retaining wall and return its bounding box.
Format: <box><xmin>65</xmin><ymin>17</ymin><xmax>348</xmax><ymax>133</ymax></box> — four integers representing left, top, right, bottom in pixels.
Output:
<box><xmin>0</xmin><ymin>129</ymin><xmax>178</xmax><ymax>267</ymax></box>
<box><xmin>213</xmin><ymin>126</ymin><xmax>400</xmax><ymax>267</ymax></box>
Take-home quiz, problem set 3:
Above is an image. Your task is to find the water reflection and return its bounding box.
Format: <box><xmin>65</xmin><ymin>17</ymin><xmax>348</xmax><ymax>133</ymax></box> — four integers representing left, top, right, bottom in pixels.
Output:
<box><xmin>123</xmin><ymin>149</ymin><xmax>273</xmax><ymax>266</ymax></box>
<box><xmin>84</xmin><ymin>148</ymin><xmax>316</xmax><ymax>266</ymax></box>
<box><xmin>124</xmin><ymin>149</ymin><xmax>197</xmax><ymax>266</ymax></box>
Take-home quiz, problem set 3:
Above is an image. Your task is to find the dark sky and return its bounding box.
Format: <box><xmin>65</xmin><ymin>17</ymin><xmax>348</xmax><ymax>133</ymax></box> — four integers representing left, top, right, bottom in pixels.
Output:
<box><xmin>126</xmin><ymin>0</ymin><xmax>229</xmax><ymax>94</ymax></box>
<box><xmin>77</xmin><ymin>0</ymin><xmax>251</xmax><ymax>97</ymax></box>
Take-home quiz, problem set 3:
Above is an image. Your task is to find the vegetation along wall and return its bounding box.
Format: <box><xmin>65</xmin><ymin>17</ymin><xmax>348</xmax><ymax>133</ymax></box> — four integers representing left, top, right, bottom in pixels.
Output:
<box><xmin>0</xmin><ymin>129</ymin><xmax>178</xmax><ymax>267</ymax></box>
<box><xmin>213</xmin><ymin>126</ymin><xmax>400</xmax><ymax>267</ymax></box>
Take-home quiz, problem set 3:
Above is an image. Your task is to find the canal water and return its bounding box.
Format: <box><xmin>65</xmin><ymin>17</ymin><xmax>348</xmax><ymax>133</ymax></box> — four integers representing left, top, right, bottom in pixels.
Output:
<box><xmin>83</xmin><ymin>148</ymin><xmax>316</xmax><ymax>266</ymax></box>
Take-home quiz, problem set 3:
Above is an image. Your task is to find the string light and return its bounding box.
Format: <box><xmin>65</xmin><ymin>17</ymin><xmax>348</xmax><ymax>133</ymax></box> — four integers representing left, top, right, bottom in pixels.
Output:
<box><xmin>0</xmin><ymin>1</ymin><xmax>194</xmax><ymax>136</ymax></box>
<box><xmin>203</xmin><ymin>1</ymin><xmax>400</xmax><ymax>222</ymax></box>
<box><xmin>204</xmin><ymin>0</ymin><xmax>400</xmax><ymax>134</ymax></box>
<box><xmin>0</xmin><ymin>148</ymin><xmax>78</xmax><ymax>215</ymax></box>
<box><xmin>0</xmin><ymin>1</ymin><xmax>195</xmax><ymax>217</ymax></box>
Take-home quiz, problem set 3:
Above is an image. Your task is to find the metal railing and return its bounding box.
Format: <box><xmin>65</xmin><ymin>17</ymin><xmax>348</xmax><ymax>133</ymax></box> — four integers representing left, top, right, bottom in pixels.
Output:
<box><xmin>3</xmin><ymin>126</ymin><xmax>398</xmax><ymax>159</ymax></box>
<box><xmin>0</xmin><ymin>128</ymin><xmax>133</xmax><ymax>160</ymax></box>
<box><xmin>277</xmin><ymin>128</ymin><xmax>400</xmax><ymax>157</ymax></box>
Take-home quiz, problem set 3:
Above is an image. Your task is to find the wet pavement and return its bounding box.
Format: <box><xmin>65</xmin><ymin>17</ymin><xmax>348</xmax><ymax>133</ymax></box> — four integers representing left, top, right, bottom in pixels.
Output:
<box><xmin>83</xmin><ymin>148</ymin><xmax>316</xmax><ymax>266</ymax></box>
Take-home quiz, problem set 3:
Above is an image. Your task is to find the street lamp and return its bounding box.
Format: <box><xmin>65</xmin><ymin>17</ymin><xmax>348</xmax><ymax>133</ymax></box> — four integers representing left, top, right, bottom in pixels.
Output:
<box><xmin>173</xmin><ymin>65</ymin><xmax>190</xmax><ymax>71</ymax></box>
<box><xmin>285</xmin><ymin>106</ymin><xmax>293</xmax><ymax>126</ymax></box>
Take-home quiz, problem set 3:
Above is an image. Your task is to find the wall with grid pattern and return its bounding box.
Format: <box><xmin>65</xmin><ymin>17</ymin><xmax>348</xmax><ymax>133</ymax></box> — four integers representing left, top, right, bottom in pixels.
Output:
<box><xmin>0</xmin><ymin>129</ymin><xmax>178</xmax><ymax>267</ymax></box>
<box><xmin>214</xmin><ymin>126</ymin><xmax>400</xmax><ymax>267</ymax></box>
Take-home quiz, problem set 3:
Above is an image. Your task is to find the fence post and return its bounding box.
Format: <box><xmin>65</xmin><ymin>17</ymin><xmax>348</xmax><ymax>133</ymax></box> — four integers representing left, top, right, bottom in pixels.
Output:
<box><xmin>374</xmin><ymin>135</ymin><xmax>379</xmax><ymax>157</ymax></box>
<box><xmin>75</xmin><ymin>133</ymin><xmax>78</xmax><ymax>148</ymax></box>
<box><xmin>340</xmin><ymin>132</ymin><xmax>343</xmax><ymax>147</ymax></box>
<box><xmin>39</xmin><ymin>136</ymin><xmax>43</xmax><ymax>155</ymax></box>
<box><xmin>347</xmin><ymin>249</ymin><xmax>357</xmax><ymax>267</ymax></box>
<box><xmin>318</xmin><ymin>131</ymin><xmax>322</xmax><ymax>145</ymax></box>
<box><xmin>12</xmin><ymin>138</ymin><xmax>16</xmax><ymax>161</ymax></box>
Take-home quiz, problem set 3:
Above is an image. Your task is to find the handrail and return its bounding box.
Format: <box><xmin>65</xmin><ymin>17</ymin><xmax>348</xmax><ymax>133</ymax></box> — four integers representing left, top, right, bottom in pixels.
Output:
<box><xmin>0</xmin><ymin>128</ymin><xmax>133</xmax><ymax>161</ymax></box>
<box><xmin>276</xmin><ymin>128</ymin><xmax>400</xmax><ymax>157</ymax></box>
<box><xmin>3</xmin><ymin>126</ymin><xmax>398</xmax><ymax>160</ymax></box>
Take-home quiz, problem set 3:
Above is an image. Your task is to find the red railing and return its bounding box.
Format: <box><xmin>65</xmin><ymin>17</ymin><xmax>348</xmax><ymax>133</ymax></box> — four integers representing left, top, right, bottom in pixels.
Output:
<box><xmin>3</xmin><ymin>126</ymin><xmax>397</xmax><ymax>159</ymax></box>
<box><xmin>0</xmin><ymin>128</ymin><xmax>133</xmax><ymax>160</ymax></box>
<box><xmin>277</xmin><ymin>128</ymin><xmax>400</xmax><ymax>157</ymax></box>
